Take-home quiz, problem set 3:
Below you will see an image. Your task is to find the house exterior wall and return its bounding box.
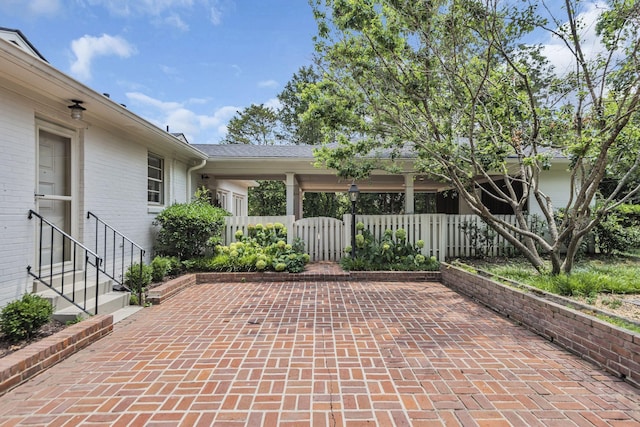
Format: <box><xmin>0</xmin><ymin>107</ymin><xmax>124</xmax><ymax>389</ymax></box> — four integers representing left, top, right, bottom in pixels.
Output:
<box><xmin>0</xmin><ymin>86</ymin><xmax>38</xmax><ymax>305</ymax></box>
<box><xmin>82</xmin><ymin>127</ymin><xmax>193</xmax><ymax>261</ymax></box>
<box><xmin>0</xmin><ymin>86</ymin><xmax>198</xmax><ymax>307</ymax></box>
<box><xmin>82</xmin><ymin>127</ymin><xmax>151</xmax><ymax>255</ymax></box>
<box><xmin>531</xmin><ymin>164</ymin><xmax>572</xmax><ymax>217</ymax></box>
<box><xmin>200</xmin><ymin>177</ymin><xmax>250</xmax><ymax>215</ymax></box>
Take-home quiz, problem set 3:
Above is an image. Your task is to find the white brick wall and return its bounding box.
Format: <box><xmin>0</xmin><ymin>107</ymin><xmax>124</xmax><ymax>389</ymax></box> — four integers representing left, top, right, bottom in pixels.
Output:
<box><xmin>0</xmin><ymin>87</ymin><xmax>38</xmax><ymax>305</ymax></box>
<box><xmin>0</xmin><ymin>86</ymin><xmax>198</xmax><ymax>307</ymax></box>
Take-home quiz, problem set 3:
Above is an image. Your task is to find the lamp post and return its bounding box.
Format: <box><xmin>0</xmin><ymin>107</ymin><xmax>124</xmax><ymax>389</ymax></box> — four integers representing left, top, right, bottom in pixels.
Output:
<box><xmin>348</xmin><ymin>183</ymin><xmax>360</xmax><ymax>259</ymax></box>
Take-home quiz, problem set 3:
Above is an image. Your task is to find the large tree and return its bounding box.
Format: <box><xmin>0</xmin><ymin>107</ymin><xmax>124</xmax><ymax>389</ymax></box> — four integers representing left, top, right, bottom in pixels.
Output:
<box><xmin>305</xmin><ymin>0</ymin><xmax>640</xmax><ymax>274</ymax></box>
<box><xmin>278</xmin><ymin>66</ymin><xmax>325</xmax><ymax>145</ymax></box>
<box><xmin>222</xmin><ymin>103</ymin><xmax>282</xmax><ymax>145</ymax></box>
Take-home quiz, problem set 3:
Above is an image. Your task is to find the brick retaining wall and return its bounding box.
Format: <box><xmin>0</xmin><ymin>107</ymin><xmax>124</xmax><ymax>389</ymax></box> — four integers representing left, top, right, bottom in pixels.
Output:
<box><xmin>0</xmin><ymin>314</ymin><xmax>113</xmax><ymax>396</ymax></box>
<box><xmin>441</xmin><ymin>262</ymin><xmax>640</xmax><ymax>388</ymax></box>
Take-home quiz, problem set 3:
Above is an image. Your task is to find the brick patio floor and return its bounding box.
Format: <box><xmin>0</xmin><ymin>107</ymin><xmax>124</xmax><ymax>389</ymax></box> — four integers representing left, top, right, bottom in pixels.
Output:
<box><xmin>0</xmin><ymin>276</ymin><xmax>638</xmax><ymax>426</ymax></box>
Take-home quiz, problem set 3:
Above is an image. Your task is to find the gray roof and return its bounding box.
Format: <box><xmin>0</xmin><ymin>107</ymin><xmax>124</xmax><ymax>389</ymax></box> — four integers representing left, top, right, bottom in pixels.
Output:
<box><xmin>192</xmin><ymin>144</ymin><xmax>318</xmax><ymax>158</ymax></box>
<box><xmin>192</xmin><ymin>142</ymin><xmax>566</xmax><ymax>161</ymax></box>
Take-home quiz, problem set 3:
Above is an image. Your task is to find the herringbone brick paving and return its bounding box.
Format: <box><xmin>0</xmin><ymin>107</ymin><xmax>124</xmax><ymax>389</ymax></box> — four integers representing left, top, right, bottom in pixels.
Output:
<box><xmin>0</xmin><ymin>273</ymin><xmax>638</xmax><ymax>426</ymax></box>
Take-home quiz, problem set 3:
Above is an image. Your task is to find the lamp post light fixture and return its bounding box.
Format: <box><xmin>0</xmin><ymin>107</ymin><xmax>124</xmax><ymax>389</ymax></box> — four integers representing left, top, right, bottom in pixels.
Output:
<box><xmin>348</xmin><ymin>183</ymin><xmax>360</xmax><ymax>259</ymax></box>
<box><xmin>68</xmin><ymin>100</ymin><xmax>86</xmax><ymax>120</ymax></box>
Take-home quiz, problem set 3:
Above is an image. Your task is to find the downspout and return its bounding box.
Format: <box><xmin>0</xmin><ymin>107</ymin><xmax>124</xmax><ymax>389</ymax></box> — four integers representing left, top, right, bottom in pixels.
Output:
<box><xmin>186</xmin><ymin>159</ymin><xmax>207</xmax><ymax>201</ymax></box>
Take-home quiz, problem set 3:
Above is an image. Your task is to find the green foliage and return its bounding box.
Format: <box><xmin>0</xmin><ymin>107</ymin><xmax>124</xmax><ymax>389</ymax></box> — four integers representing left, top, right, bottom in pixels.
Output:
<box><xmin>341</xmin><ymin>226</ymin><xmax>439</xmax><ymax>271</ymax></box>
<box><xmin>595</xmin><ymin>314</ymin><xmax>640</xmax><ymax>334</ymax></box>
<box><xmin>459</xmin><ymin>220</ymin><xmax>498</xmax><ymax>258</ymax></box>
<box><xmin>187</xmin><ymin>223</ymin><xmax>310</xmax><ymax>273</ymax></box>
<box><xmin>125</xmin><ymin>263</ymin><xmax>153</xmax><ymax>294</ymax></box>
<box><xmin>65</xmin><ymin>315</ymin><xmax>84</xmax><ymax>326</ymax></box>
<box><xmin>303</xmin><ymin>192</ymin><xmax>350</xmax><ymax>218</ymax></box>
<box><xmin>150</xmin><ymin>256</ymin><xmax>177</xmax><ymax>282</ymax></box>
<box><xmin>595</xmin><ymin>205</ymin><xmax>640</xmax><ymax>255</ymax></box>
<box><xmin>0</xmin><ymin>294</ymin><xmax>53</xmax><ymax>342</ymax></box>
<box><xmin>221</xmin><ymin>104</ymin><xmax>283</xmax><ymax>145</ymax></box>
<box><xmin>481</xmin><ymin>258</ymin><xmax>640</xmax><ymax>296</ymax></box>
<box><xmin>248</xmin><ymin>181</ymin><xmax>286</xmax><ymax>215</ymax></box>
<box><xmin>278</xmin><ymin>65</ymin><xmax>324</xmax><ymax>145</ymax></box>
<box><xmin>154</xmin><ymin>198</ymin><xmax>228</xmax><ymax>259</ymax></box>
<box><xmin>306</xmin><ymin>0</ymin><xmax>640</xmax><ymax>275</ymax></box>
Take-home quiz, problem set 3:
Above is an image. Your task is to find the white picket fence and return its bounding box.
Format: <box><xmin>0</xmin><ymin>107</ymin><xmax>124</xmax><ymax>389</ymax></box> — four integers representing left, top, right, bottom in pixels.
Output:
<box><xmin>223</xmin><ymin>214</ymin><xmax>522</xmax><ymax>262</ymax></box>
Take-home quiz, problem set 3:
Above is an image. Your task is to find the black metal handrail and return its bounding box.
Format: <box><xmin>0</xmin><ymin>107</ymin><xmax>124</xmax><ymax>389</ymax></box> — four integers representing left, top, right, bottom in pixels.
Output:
<box><xmin>27</xmin><ymin>210</ymin><xmax>101</xmax><ymax>315</ymax></box>
<box><xmin>87</xmin><ymin>211</ymin><xmax>145</xmax><ymax>292</ymax></box>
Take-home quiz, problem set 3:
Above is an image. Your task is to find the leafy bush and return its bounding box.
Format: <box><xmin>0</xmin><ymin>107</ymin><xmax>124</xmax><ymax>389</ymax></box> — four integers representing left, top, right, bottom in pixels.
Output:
<box><xmin>150</xmin><ymin>256</ymin><xmax>176</xmax><ymax>282</ymax></box>
<box><xmin>595</xmin><ymin>208</ymin><xmax>640</xmax><ymax>255</ymax></box>
<box><xmin>341</xmin><ymin>225</ymin><xmax>439</xmax><ymax>271</ymax></box>
<box><xmin>187</xmin><ymin>223</ymin><xmax>310</xmax><ymax>273</ymax></box>
<box><xmin>0</xmin><ymin>294</ymin><xmax>53</xmax><ymax>341</ymax></box>
<box><xmin>125</xmin><ymin>263</ymin><xmax>153</xmax><ymax>294</ymax></box>
<box><xmin>153</xmin><ymin>196</ymin><xmax>229</xmax><ymax>259</ymax></box>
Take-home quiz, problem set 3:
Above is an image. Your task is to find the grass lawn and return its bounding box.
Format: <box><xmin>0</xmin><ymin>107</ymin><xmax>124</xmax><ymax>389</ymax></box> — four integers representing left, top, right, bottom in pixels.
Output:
<box><xmin>456</xmin><ymin>254</ymin><xmax>640</xmax><ymax>327</ymax></box>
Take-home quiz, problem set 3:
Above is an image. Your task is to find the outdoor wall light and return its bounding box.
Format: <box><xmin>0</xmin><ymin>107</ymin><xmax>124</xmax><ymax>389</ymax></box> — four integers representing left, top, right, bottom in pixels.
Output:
<box><xmin>348</xmin><ymin>183</ymin><xmax>360</xmax><ymax>258</ymax></box>
<box><xmin>68</xmin><ymin>100</ymin><xmax>86</xmax><ymax>120</ymax></box>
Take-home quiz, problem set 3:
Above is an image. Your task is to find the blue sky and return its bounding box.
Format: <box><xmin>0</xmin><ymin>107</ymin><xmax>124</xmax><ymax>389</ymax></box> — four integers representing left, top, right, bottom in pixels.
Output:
<box><xmin>1</xmin><ymin>0</ymin><xmax>318</xmax><ymax>144</ymax></box>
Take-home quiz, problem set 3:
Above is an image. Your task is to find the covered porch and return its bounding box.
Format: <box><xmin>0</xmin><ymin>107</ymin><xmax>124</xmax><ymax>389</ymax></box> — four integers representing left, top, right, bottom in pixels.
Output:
<box><xmin>192</xmin><ymin>144</ymin><xmax>469</xmax><ymax>218</ymax></box>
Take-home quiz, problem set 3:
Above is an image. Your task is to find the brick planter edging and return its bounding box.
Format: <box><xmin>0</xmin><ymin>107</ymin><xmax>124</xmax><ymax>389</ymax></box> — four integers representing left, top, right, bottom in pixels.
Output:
<box><xmin>196</xmin><ymin>270</ymin><xmax>441</xmax><ymax>284</ymax></box>
<box><xmin>440</xmin><ymin>262</ymin><xmax>640</xmax><ymax>388</ymax></box>
<box><xmin>147</xmin><ymin>270</ymin><xmax>442</xmax><ymax>306</ymax></box>
<box><xmin>0</xmin><ymin>314</ymin><xmax>113</xmax><ymax>396</ymax></box>
<box><xmin>147</xmin><ymin>274</ymin><xmax>197</xmax><ymax>305</ymax></box>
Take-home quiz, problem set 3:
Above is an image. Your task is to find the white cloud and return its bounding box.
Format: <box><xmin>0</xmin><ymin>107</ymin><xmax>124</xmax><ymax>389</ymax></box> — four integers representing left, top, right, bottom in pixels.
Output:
<box><xmin>126</xmin><ymin>92</ymin><xmax>182</xmax><ymax>111</ymax></box>
<box><xmin>210</xmin><ymin>4</ymin><xmax>223</xmax><ymax>25</ymax></box>
<box><xmin>230</xmin><ymin>64</ymin><xmax>242</xmax><ymax>76</ymax></box>
<box><xmin>164</xmin><ymin>13</ymin><xmax>189</xmax><ymax>31</ymax></box>
<box><xmin>0</xmin><ymin>0</ymin><xmax>61</xmax><ymax>17</ymax></box>
<box><xmin>258</xmin><ymin>79</ymin><xmax>278</xmax><ymax>88</ymax></box>
<box><xmin>83</xmin><ymin>0</ymin><xmax>230</xmax><ymax>27</ymax></box>
<box><xmin>126</xmin><ymin>92</ymin><xmax>240</xmax><ymax>142</ymax></box>
<box><xmin>264</xmin><ymin>97</ymin><xmax>282</xmax><ymax>111</ymax></box>
<box><xmin>539</xmin><ymin>2</ymin><xmax>609</xmax><ymax>75</ymax></box>
<box><xmin>28</xmin><ymin>0</ymin><xmax>61</xmax><ymax>16</ymax></box>
<box><xmin>70</xmin><ymin>34</ymin><xmax>136</xmax><ymax>80</ymax></box>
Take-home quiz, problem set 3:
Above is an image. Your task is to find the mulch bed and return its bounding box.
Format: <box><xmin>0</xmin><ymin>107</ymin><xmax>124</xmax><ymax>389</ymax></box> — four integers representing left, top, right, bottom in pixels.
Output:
<box><xmin>0</xmin><ymin>320</ymin><xmax>68</xmax><ymax>358</ymax></box>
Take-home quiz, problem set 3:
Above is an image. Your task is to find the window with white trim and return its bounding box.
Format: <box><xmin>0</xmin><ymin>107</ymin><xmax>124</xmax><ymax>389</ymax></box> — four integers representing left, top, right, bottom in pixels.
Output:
<box><xmin>216</xmin><ymin>190</ymin><xmax>228</xmax><ymax>210</ymax></box>
<box><xmin>148</xmin><ymin>153</ymin><xmax>164</xmax><ymax>204</ymax></box>
<box><xmin>233</xmin><ymin>194</ymin><xmax>245</xmax><ymax>216</ymax></box>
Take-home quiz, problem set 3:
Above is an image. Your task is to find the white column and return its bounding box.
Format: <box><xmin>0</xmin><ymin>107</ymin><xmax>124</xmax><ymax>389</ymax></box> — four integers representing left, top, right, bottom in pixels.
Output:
<box><xmin>404</xmin><ymin>173</ymin><xmax>415</xmax><ymax>214</ymax></box>
<box><xmin>286</xmin><ymin>172</ymin><xmax>296</xmax><ymax>217</ymax></box>
<box><xmin>298</xmin><ymin>190</ymin><xmax>305</xmax><ymax>219</ymax></box>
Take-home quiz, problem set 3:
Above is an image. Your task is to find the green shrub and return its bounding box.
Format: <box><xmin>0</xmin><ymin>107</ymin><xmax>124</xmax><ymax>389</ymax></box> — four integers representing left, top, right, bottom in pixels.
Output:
<box><xmin>0</xmin><ymin>294</ymin><xmax>53</xmax><ymax>341</ymax></box>
<box><xmin>595</xmin><ymin>210</ymin><xmax>640</xmax><ymax>255</ymax></box>
<box><xmin>154</xmin><ymin>197</ymin><xmax>229</xmax><ymax>259</ymax></box>
<box><xmin>125</xmin><ymin>263</ymin><xmax>153</xmax><ymax>293</ymax></box>
<box><xmin>151</xmin><ymin>256</ymin><xmax>174</xmax><ymax>282</ymax></box>
<box><xmin>341</xmin><ymin>226</ymin><xmax>439</xmax><ymax>271</ymax></box>
<box><xmin>196</xmin><ymin>224</ymin><xmax>309</xmax><ymax>273</ymax></box>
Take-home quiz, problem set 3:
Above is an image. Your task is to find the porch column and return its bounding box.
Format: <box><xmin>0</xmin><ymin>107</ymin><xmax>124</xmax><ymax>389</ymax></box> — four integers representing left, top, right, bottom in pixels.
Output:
<box><xmin>404</xmin><ymin>173</ymin><xmax>415</xmax><ymax>214</ymax></box>
<box><xmin>298</xmin><ymin>190</ymin><xmax>305</xmax><ymax>219</ymax></box>
<box><xmin>285</xmin><ymin>172</ymin><xmax>300</xmax><ymax>219</ymax></box>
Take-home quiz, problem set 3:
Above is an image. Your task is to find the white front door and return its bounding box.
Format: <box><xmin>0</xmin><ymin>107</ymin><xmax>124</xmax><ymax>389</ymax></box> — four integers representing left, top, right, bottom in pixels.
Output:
<box><xmin>36</xmin><ymin>128</ymin><xmax>73</xmax><ymax>265</ymax></box>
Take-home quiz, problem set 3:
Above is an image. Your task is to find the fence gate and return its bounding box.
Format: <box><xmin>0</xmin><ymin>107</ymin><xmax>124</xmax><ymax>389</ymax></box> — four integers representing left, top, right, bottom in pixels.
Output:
<box><xmin>293</xmin><ymin>217</ymin><xmax>344</xmax><ymax>262</ymax></box>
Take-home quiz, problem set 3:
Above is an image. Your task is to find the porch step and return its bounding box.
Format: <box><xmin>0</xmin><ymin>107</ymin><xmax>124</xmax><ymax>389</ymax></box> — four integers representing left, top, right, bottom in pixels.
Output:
<box><xmin>32</xmin><ymin>272</ymin><xmax>131</xmax><ymax>321</ymax></box>
<box><xmin>50</xmin><ymin>292</ymin><xmax>131</xmax><ymax>323</ymax></box>
<box><xmin>32</xmin><ymin>275</ymin><xmax>113</xmax><ymax>298</ymax></box>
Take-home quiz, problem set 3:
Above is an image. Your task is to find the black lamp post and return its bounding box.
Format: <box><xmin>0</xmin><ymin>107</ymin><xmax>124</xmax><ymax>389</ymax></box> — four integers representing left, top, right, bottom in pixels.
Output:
<box><xmin>348</xmin><ymin>183</ymin><xmax>360</xmax><ymax>258</ymax></box>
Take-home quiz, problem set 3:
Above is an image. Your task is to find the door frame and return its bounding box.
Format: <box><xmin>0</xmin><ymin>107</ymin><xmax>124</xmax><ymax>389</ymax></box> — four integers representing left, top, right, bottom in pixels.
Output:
<box><xmin>35</xmin><ymin>119</ymin><xmax>80</xmax><ymax>247</ymax></box>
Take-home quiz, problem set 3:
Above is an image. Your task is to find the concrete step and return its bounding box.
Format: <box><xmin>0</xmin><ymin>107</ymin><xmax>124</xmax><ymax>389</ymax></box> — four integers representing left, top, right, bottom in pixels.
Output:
<box><xmin>51</xmin><ymin>291</ymin><xmax>131</xmax><ymax>323</ymax></box>
<box><xmin>32</xmin><ymin>271</ymin><xmax>132</xmax><ymax>321</ymax></box>
<box><xmin>32</xmin><ymin>269</ymin><xmax>96</xmax><ymax>289</ymax></box>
